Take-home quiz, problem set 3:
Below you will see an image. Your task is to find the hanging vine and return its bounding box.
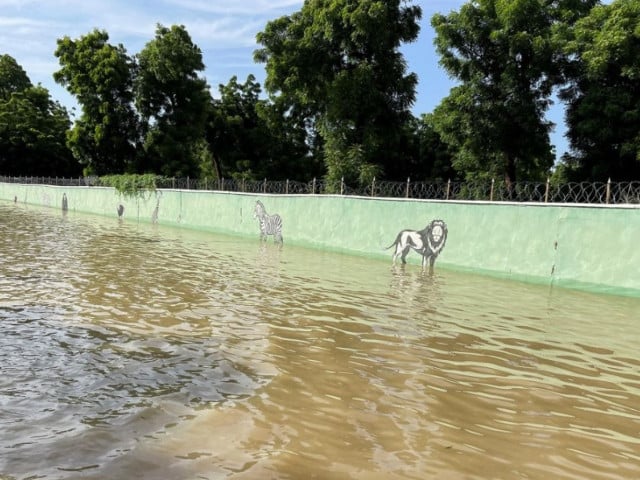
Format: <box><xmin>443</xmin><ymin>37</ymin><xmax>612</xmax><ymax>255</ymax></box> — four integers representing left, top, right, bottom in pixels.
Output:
<box><xmin>99</xmin><ymin>174</ymin><xmax>160</xmax><ymax>200</ymax></box>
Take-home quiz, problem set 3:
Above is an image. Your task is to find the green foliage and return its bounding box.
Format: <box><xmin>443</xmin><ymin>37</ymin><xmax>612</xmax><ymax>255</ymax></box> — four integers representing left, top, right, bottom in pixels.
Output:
<box><xmin>411</xmin><ymin>114</ymin><xmax>456</xmax><ymax>181</ymax></box>
<box><xmin>99</xmin><ymin>174</ymin><xmax>160</xmax><ymax>199</ymax></box>
<box><xmin>430</xmin><ymin>0</ymin><xmax>579</xmax><ymax>184</ymax></box>
<box><xmin>205</xmin><ymin>74</ymin><xmax>318</xmax><ymax>181</ymax></box>
<box><xmin>54</xmin><ymin>29</ymin><xmax>140</xmax><ymax>175</ymax></box>
<box><xmin>456</xmin><ymin>182</ymin><xmax>492</xmax><ymax>201</ymax></box>
<box><xmin>256</xmin><ymin>98</ymin><xmax>324</xmax><ymax>181</ymax></box>
<box><xmin>194</xmin><ymin>139</ymin><xmax>217</xmax><ymax>180</ymax></box>
<box><xmin>255</xmin><ymin>0</ymin><xmax>422</xmax><ymax>185</ymax></box>
<box><xmin>135</xmin><ymin>24</ymin><xmax>210</xmax><ymax>177</ymax></box>
<box><xmin>322</xmin><ymin>124</ymin><xmax>381</xmax><ymax>189</ymax></box>
<box><xmin>558</xmin><ymin>0</ymin><xmax>640</xmax><ymax>180</ymax></box>
<box><xmin>14</xmin><ymin>1</ymin><xmax>640</xmax><ymax>183</ymax></box>
<box><xmin>206</xmin><ymin>75</ymin><xmax>265</xmax><ymax>180</ymax></box>
<box><xmin>0</xmin><ymin>54</ymin><xmax>32</xmax><ymax>100</ymax></box>
<box><xmin>0</xmin><ymin>55</ymin><xmax>77</xmax><ymax>176</ymax></box>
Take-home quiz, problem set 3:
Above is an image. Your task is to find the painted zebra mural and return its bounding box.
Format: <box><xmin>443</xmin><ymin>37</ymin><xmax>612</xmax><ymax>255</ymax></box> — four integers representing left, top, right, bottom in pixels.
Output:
<box><xmin>253</xmin><ymin>200</ymin><xmax>283</xmax><ymax>244</ymax></box>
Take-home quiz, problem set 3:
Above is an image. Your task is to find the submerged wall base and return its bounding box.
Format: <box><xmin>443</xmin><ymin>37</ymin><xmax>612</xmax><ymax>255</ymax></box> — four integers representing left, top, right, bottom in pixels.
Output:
<box><xmin>2</xmin><ymin>183</ymin><xmax>638</xmax><ymax>297</ymax></box>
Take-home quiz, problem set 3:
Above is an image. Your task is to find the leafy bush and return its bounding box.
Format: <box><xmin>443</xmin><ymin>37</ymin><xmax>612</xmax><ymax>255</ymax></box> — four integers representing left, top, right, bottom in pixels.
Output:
<box><xmin>98</xmin><ymin>174</ymin><xmax>161</xmax><ymax>199</ymax></box>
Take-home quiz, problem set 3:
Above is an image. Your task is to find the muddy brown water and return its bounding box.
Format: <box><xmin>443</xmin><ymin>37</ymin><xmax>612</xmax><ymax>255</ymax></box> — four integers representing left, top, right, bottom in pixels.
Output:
<box><xmin>1</xmin><ymin>202</ymin><xmax>639</xmax><ymax>479</ymax></box>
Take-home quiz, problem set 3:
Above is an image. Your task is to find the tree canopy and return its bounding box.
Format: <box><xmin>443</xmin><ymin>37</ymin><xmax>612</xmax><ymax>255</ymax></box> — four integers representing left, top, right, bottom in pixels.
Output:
<box><xmin>0</xmin><ymin>54</ymin><xmax>77</xmax><ymax>176</ymax></box>
<box><xmin>54</xmin><ymin>29</ymin><xmax>139</xmax><ymax>175</ymax></box>
<box><xmin>135</xmin><ymin>24</ymin><xmax>211</xmax><ymax>178</ymax></box>
<box><xmin>0</xmin><ymin>54</ymin><xmax>32</xmax><ymax>100</ymax></box>
<box><xmin>558</xmin><ymin>0</ymin><xmax>640</xmax><ymax>180</ymax></box>
<box><xmin>6</xmin><ymin>1</ymin><xmax>640</xmax><ymax>183</ymax></box>
<box><xmin>255</xmin><ymin>0</ymin><xmax>422</xmax><ymax>186</ymax></box>
<box><xmin>431</xmin><ymin>0</ymin><xmax>596</xmax><ymax>185</ymax></box>
<box><xmin>205</xmin><ymin>74</ymin><xmax>316</xmax><ymax>181</ymax></box>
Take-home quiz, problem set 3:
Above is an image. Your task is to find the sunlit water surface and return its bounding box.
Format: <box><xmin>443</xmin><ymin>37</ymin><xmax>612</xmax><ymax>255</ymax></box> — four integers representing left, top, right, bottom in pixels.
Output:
<box><xmin>1</xmin><ymin>202</ymin><xmax>639</xmax><ymax>480</ymax></box>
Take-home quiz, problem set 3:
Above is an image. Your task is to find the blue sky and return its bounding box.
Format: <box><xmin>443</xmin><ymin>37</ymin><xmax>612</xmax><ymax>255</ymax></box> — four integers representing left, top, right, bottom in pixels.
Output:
<box><xmin>0</xmin><ymin>0</ymin><xmax>568</xmax><ymax>160</ymax></box>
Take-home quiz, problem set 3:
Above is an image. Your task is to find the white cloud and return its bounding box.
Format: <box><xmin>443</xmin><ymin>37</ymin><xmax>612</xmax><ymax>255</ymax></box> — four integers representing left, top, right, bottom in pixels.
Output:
<box><xmin>183</xmin><ymin>18</ymin><xmax>267</xmax><ymax>49</ymax></box>
<box><xmin>0</xmin><ymin>15</ymin><xmax>67</xmax><ymax>41</ymax></box>
<box><xmin>161</xmin><ymin>0</ymin><xmax>302</xmax><ymax>16</ymax></box>
<box><xmin>0</xmin><ymin>16</ymin><xmax>49</xmax><ymax>29</ymax></box>
<box><xmin>0</xmin><ymin>0</ymin><xmax>288</xmax><ymax>106</ymax></box>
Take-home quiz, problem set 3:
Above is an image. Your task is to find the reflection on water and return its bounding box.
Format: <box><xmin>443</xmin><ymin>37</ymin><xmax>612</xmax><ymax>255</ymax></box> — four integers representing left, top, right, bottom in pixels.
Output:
<box><xmin>1</xmin><ymin>202</ymin><xmax>639</xmax><ymax>480</ymax></box>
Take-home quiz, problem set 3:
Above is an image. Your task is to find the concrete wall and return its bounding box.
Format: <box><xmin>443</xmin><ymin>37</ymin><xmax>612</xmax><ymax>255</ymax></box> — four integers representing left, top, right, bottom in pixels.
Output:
<box><xmin>2</xmin><ymin>182</ymin><xmax>639</xmax><ymax>297</ymax></box>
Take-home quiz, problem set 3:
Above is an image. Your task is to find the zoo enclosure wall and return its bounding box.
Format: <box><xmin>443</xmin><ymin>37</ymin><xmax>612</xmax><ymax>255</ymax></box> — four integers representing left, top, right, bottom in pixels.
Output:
<box><xmin>1</xmin><ymin>181</ymin><xmax>639</xmax><ymax>297</ymax></box>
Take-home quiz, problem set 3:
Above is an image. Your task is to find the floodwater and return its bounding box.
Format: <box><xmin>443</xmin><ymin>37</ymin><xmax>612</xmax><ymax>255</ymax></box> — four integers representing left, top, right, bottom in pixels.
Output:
<box><xmin>1</xmin><ymin>202</ymin><xmax>639</xmax><ymax>480</ymax></box>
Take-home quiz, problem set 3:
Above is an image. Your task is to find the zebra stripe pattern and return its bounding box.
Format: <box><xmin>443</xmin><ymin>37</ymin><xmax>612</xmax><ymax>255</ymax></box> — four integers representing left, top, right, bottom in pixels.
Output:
<box><xmin>253</xmin><ymin>200</ymin><xmax>283</xmax><ymax>244</ymax></box>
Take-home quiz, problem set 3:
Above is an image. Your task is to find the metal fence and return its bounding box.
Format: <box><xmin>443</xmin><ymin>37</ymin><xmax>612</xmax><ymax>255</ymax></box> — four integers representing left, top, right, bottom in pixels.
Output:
<box><xmin>2</xmin><ymin>175</ymin><xmax>640</xmax><ymax>205</ymax></box>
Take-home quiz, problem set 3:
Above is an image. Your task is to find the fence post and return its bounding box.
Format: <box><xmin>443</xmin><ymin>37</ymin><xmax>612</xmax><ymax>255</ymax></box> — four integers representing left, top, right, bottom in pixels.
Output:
<box><xmin>406</xmin><ymin>177</ymin><xmax>410</xmax><ymax>198</ymax></box>
<box><xmin>172</xmin><ymin>177</ymin><xmax>175</xmax><ymax>189</ymax></box>
<box><xmin>312</xmin><ymin>177</ymin><xmax>316</xmax><ymax>195</ymax></box>
<box><xmin>446</xmin><ymin>179</ymin><xmax>451</xmax><ymax>200</ymax></box>
<box><xmin>187</xmin><ymin>176</ymin><xmax>190</xmax><ymax>190</ymax></box>
<box><xmin>286</xmin><ymin>179</ymin><xmax>289</xmax><ymax>195</ymax></box>
<box><xmin>340</xmin><ymin>177</ymin><xmax>344</xmax><ymax>195</ymax></box>
<box><xmin>371</xmin><ymin>177</ymin><xmax>376</xmax><ymax>197</ymax></box>
<box><xmin>606</xmin><ymin>177</ymin><xmax>611</xmax><ymax>204</ymax></box>
<box><xmin>545</xmin><ymin>177</ymin><xmax>550</xmax><ymax>203</ymax></box>
<box><xmin>490</xmin><ymin>178</ymin><xmax>495</xmax><ymax>202</ymax></box>
<box><xmin>263</xmin><ymin>178</ymin><xmax>267</xmax><ymax>194</ymax></box>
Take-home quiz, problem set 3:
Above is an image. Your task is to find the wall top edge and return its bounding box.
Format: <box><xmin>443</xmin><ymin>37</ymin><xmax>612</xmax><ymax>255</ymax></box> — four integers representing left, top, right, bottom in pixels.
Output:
<box><xmin>156</xmin><ymin>189</ymin><xmax>640</xmax><ymax>209</ymax></box>
<box><xmin>2</xmin><ymin>182</ymin><xmax>639</xmax><ymax>209</ymax></box>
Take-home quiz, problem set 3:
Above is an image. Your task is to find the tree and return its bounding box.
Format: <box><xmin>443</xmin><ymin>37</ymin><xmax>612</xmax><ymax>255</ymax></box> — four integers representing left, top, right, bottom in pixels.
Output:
<box><xmin>0</xmin><ymin>55</ymin><xmax>77</xmax><ymax>176</ymax></box>
<box><xmin>257</xmin><ymin>98</ymin><xmax>324</xmax><ymax>181</ymax></box>
<box><xmin>135</xmin><ymin>24</ymin><xmax>210</xmax><ymax>178</ymax></box>
<box><xmin>54</xmin><ymin>29</ymin><xmax>140</xmax><ymax>175</ymax></box>
<box><xmin>413</xmin><ymin>113</ymin><xmax>457</xmax><ymax>181</ymax></box>
<box><xmin>205</xmin><ymin>75</ymin><xmax>318</xmax><ymax>181</ymax></box>
<box><xmin>558</xmin><ymin>0</ymin><xmax>640</xmax><ymax>180</ymax></box>
<box><xmin>255</xmin><ymin>0</ymin><xmax>422</xmax><ymax>186</ymax></box>
<box><xmin>0</xmin><ymin>54</ymin><xmax>32</xmax><ymax>100</ymax></box>
<box><xmin>431</xmin><ymin>0</ymin><xmax>597</xmax><ymax>186</ymax></box>
<box><xmin>206</xmin><ymin>75</ymin><xmax>266</xmax><ymax>180</ymax></box>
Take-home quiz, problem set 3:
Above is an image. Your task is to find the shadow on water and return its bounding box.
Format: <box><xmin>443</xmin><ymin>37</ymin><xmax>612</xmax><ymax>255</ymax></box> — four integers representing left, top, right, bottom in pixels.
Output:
<box><xmin>0</xmin><ymin>304</ymin><xmax>269</xmax><ymax>478</ymax></box>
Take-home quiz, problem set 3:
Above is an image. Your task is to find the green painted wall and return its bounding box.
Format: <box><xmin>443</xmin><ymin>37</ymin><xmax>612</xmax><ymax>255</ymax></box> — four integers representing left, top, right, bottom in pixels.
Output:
<box><xmin>2</xmin><ymin>182</ymin><xmax>639</xmax><ymax>296</ymax></box>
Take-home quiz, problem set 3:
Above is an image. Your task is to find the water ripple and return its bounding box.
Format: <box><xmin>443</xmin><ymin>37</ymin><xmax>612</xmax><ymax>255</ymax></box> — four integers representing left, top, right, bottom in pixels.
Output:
<box><xmin>1</xmin><ymin>203</ymin><xmax>639</xmax><ymax>479</ymax></box>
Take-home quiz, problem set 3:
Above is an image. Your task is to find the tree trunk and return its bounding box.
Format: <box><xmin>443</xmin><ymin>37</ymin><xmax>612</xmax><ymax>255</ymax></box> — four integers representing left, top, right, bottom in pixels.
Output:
<box><xmin>211</xmin><ymin>154</ymin><xmax>222</xmax><ymax>180</ymax></box>
<box><xmin>504</xmin><ymin>152</ymin><xmax>516</xmax><ymax>200</ymax></box>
